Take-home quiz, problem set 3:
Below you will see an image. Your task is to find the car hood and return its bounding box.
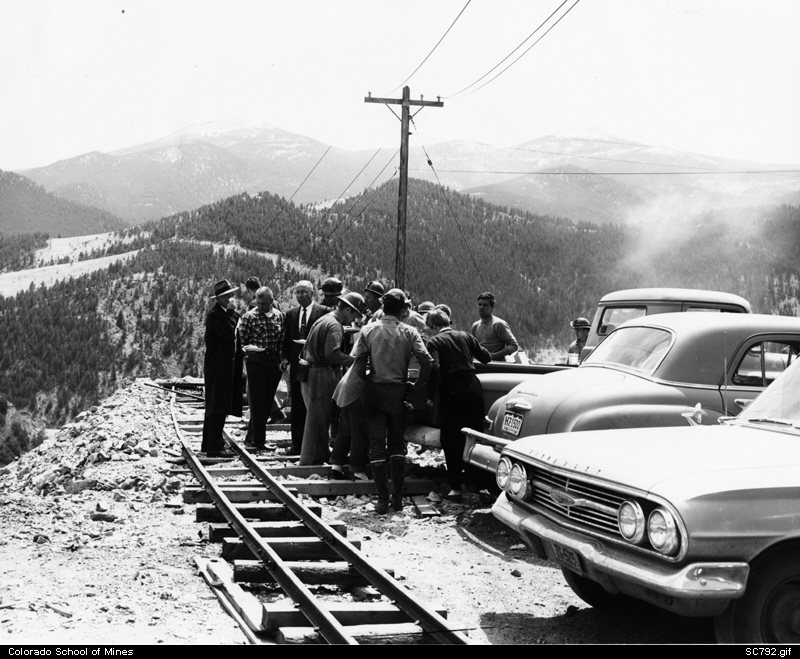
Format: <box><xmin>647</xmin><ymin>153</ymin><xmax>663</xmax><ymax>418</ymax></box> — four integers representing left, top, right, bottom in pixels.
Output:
<box><xmin>505</xmin><ymin>423</ymin><xmax>800</xmax><ymax>503</ymax></box>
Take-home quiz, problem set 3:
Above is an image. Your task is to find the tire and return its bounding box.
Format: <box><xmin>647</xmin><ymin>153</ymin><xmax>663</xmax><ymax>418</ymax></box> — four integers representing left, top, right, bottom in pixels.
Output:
<box><xmin>561</xmin><ymin>567</ymin><xmax>621</xmax><ymax>609</ymax></box>
<box><xmin>714</xmin><ymin>548</ymin><xmax>800</xmax><ymax>643</ymax></box>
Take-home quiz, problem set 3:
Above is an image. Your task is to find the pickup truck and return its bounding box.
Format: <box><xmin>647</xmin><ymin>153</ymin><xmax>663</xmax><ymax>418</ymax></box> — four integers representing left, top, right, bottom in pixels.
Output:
<box><xmin>406</xmin><ymin>288</ymin><xmax>751</xmax><ymax>449</ymax></box>
<box><xmin>580</xmin><ymin>287</ymin><xmax>751</xmax><ymax>360</ymax></box>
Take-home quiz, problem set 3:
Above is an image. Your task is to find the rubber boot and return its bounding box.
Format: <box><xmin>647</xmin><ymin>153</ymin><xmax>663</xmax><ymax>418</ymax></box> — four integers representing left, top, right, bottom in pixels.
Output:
<box><xmin>371</xmin><ymin>461</ymin><xmax>390</xmax><ymax>515</ymax></box>
<box><xmin>390</xmin><ymin>456</ymin><xmax>405</xmax><ymax>511</ymax></box>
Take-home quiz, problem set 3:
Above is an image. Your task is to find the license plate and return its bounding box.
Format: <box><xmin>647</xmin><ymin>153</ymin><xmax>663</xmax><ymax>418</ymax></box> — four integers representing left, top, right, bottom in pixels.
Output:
<box><xmin>548</xmin><ymin>541</ymin><xmax>583</xmax><ymax>575</ymax></box>
<box><xmin>502</xmin><ymin>411</ymin><xmax>524</xmax><ymax>437</ymax></box>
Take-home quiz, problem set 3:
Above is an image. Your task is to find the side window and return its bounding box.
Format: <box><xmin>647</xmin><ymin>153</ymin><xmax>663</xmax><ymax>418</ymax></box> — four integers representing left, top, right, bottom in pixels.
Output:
<box><xmin>598</xmin><ymin>307</ymin><xmax>646</xmax><ymax>336</ymax></box>
<box><xmin>682</xmin><ymin>305</ymin><xmax>746</xmax><ymax>313</ymax></box>
<box><xmin>733</xmin><ymin>341</ymin><xmax>799</xmax><ymax>387</ymax></box>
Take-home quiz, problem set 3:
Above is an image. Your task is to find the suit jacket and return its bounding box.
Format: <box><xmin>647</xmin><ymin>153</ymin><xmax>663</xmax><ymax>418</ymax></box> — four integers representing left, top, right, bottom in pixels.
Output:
<box><xmin>282</xmin><ymin>302</ymin><xmax>329</xmax><ymax>382</ymax></box>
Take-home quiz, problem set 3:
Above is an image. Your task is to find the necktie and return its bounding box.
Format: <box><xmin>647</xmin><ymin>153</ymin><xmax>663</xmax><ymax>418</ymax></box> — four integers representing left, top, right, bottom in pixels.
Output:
<box><xmin>300</xmin><ymin>307</ymin><xmax>307</xmax><ymax>338</ymax></box>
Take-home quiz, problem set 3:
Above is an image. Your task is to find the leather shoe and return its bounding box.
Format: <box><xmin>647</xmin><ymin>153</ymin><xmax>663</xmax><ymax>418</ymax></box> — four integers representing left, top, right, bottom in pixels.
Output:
<box><xmin>206</xmin><ymin>450</ymin><xmax>234</xmax><ymax>458</ymax></box>
<box><xmin>444</xmin><ymin>491</ymin><xmax>463</xmax><ymax>504</ymax></box>
<box><xmin>329</xmin><ymin>468</ymin><xmax>348</xmax><ymax>481</ymax></box>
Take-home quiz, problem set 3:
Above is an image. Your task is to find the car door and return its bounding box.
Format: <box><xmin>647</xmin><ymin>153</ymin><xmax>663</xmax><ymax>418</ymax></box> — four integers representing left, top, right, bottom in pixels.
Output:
<box><xmin>727</xmin><ymin>337</ymin><xmax>800</xmax><ymax>413</ymax></box>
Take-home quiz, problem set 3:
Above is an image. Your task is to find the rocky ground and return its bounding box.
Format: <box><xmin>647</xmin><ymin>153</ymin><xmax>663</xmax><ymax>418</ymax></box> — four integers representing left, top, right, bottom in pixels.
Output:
<box><xmin>0</xmin><ymin>379</ymin><xmax>717</xmax><ymax>645</ymax></box>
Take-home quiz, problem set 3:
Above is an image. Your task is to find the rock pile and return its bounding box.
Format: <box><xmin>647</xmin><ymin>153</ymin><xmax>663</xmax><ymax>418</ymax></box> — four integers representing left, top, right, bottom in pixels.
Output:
<box><xmin>0</xmin><ymin>378</ymin><xmax>186</xmax><ymax>500</ymax></box>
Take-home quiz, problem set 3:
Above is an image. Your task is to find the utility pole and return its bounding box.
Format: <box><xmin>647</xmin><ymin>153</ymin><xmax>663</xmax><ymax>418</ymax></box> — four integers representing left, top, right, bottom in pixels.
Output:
<box><xmin>365</xmin><ymin>87</ymin><xmax>443</xmax><ymax>290</ymax></box>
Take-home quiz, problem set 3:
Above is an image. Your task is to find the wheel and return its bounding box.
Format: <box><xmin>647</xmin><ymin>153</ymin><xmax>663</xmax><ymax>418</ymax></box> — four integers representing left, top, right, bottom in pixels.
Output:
<box><xmin>714</xmin><ymin>548</ymin><xmax>800</xmax><ymax>643</ymax></box>
<box><xmin>561</xmin><ymin>567</ymin><xmax>621</xmax><ymax>609</ymax></box>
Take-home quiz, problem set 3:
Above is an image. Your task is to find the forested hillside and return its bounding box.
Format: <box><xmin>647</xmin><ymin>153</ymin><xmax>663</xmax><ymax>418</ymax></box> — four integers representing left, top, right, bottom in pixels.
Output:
<box><xmin>0</xmin><ymin>233</ymin><xmax>50</xmax><ymax>272</ymax></box>
<box><xmin>112</xmin><ymin>179</ymin><xmax>800</xmax><ymax>352</ymax></box>
<box><xmin>0</xmin><ymin>178</ymin><xmax>799</xmax><ymax>447</ymax></box>
<box><xmin>0</xmin><ymin>170</ymin><xmax>128</xmax><ymax>237</ymax></box>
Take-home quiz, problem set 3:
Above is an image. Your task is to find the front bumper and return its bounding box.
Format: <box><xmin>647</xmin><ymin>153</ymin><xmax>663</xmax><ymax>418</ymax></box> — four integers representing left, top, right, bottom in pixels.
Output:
<box><xmin>462</xmin><ymin>427</ymin><xmax>509</xmax><ymax>473</ymax></box>
<box><xmin>493</xmin><ymin>493</ymin><xmax>749</xmax><ymax>617</ymax></box>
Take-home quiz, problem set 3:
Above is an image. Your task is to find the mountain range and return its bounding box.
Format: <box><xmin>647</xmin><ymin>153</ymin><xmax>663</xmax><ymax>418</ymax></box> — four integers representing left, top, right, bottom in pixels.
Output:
<box><xmin>16</xmin><ymin>119</ymin><xmax>800</xmax><ymax>227</ymax></box>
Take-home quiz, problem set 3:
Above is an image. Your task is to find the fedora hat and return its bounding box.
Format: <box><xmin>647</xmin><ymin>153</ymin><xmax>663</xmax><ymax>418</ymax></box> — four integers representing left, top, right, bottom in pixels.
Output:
<box><xmin>210</xmin><ymin>279</ymin><xmax>238</xmax><ymax>299</ymax></box>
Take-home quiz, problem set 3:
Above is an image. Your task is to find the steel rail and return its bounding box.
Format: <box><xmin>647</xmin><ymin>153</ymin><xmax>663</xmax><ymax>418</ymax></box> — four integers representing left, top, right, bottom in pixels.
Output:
<box><xmin>221</xmin><ymin>429</ymin><xmax>471</xmax><ymax>645</ymax></box>
<box><xmin>170</xmin><ymin>400</ymin><xmax>358</xmax><ymax>645</ymax></box>
<box><xmin>145</xmin><ymin>381</ymin><xmax>206</xmax><ymax>401</ymax></box>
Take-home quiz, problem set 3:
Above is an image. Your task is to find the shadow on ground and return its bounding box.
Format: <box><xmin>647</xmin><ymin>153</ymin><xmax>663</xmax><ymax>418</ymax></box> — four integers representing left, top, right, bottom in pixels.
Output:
<box><xmin>478</xmin><ymin>606</ymin><xmax>716</xmax><ymax>644</ymax></box>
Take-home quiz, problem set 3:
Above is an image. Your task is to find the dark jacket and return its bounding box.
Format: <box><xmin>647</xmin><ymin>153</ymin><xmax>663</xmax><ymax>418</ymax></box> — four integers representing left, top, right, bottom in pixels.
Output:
<box><xmin>204</xmin><ymin>302</ymin><xmax>243</xmax><ymax>416</ymax></box>
<box><xmin>282</xmin><ymin>302</ymin><xmax>329</xmax><ymax>382</ymax></box>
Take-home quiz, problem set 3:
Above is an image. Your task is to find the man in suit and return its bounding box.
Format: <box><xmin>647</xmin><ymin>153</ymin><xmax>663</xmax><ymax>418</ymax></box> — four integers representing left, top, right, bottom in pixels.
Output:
<box><xmin>281</xmin><ymin>280</ymin><xmax>329</xmax><ymax>454</ymax></box>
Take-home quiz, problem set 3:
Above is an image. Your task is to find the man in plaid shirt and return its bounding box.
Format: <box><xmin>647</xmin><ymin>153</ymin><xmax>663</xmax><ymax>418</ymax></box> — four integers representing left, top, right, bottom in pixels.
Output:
<box><xmin>238</xmin><ymin>286</ymin><xmax>285</xmax><ymax>450</ymax></box>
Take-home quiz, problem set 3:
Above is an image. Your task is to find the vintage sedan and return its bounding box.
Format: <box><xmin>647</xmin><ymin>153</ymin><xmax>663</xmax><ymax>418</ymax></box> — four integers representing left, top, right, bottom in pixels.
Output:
<box><xmin>464</xmin><ymin>312</ymin><xmax>800</xmax><ymax>472</ymax></box>
<box><xmin>491</xmin><ymin>354</ymin><xmax>800</xmax><ymax>643</ymax></box>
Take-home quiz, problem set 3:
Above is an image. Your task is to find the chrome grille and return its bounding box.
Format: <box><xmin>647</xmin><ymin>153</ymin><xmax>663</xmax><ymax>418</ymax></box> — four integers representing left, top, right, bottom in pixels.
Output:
<box><xmin>527</xmin><ymin>463</ymin><xmax>627</xmax><ymax>537</ymax></box>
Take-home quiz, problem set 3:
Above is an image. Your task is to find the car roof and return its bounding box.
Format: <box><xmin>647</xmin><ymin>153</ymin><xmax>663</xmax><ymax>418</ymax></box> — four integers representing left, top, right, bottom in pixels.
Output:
<box><xmin>610</xmin><ymin>312</ymin><xmax>800</xmax><ymax>384</ymax></box>
<box><xmin>598</xmin><ymin>287</ymin><xmax>751</xmax><ymax>310</ymax></box>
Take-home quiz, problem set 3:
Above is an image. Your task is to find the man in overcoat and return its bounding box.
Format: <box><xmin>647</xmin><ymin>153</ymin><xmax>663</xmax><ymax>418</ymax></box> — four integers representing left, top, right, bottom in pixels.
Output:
<box><xmin>281</xmin><ymin>280</ymin><xmax>329</xmax><ymax>454</ymax></box>
<box><xmin>202</xmin><ymin>279</ymin><xmax>243</xmax><ymax>457</ymax></box>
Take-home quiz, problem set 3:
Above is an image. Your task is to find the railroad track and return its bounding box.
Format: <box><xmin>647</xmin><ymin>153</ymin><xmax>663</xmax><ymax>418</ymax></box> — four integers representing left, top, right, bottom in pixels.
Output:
<box><xmin>165</xmin><ymin>385</ymin><xmax>470</xmax><ymax>645</ymax></box>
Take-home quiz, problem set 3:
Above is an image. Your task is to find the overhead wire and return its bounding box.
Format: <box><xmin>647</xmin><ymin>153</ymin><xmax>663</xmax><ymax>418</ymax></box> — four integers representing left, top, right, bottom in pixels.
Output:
<box><xmin>407</xmin><ymin>167</ymin><xmax>800</xmax><ymax>176</ymax></box>
<box><xmin>281</xmin><ymin>147</ymin><xmax>385</xmax><ymax>265</ymax></box>
<box><xmin>297</xmin><ymin>150</ymin><xmax>400</xmax><ymax>279</ymax></box>
<box><xmin>391</xmin><ymin>0</ymin><xmax>472</xmax><ymax>92</ymax></box>
<box><xmin>410</xmin><ymin>116</ymin><xmax>488</xmax><ymax>289</ymax></box>
<box><xmin>450</xmin><ymin>139</ymin><xmax>732</xmax><ymax>172</ymax></box>
<box><xmin>456</xmin><ymin>0</ymin><xmax>582</xmax><ymax>98</ymax></box>
<box><xmin>253</xmin><ymin>146</ymin><xmax>332</xmax><ymax>244</ymax></box>
<box><xmin>445</xmin><ymin>0</ymin><xmax>572</xmax><ymax>99</ymax></box>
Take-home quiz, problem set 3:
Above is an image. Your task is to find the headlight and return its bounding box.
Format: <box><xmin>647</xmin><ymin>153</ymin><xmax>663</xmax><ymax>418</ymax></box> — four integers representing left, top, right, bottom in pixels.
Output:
<box><xmin>507</xmin><ymin>463</ymin><xmax>529</xmax><ymax>498</ymax></box>
<box><xmin>496</xmin><ymin>457</ymin><xmax>512</xmax><ymax>490</ymax></box>
<box><xmin>618</xmin><ymin>500</ymin><xmax>645</xmax><ymax>544</ymax></box>
<box><xmin>648</xmin><ymin>508</ymin><xmax>679</xmax><ymax>555</ymax></box>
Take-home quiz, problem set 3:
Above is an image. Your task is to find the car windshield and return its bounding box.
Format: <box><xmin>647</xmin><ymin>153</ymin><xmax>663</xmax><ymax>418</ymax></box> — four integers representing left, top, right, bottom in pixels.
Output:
<box><xmin>583</xmin><ymin>326</ymin><xmax>673</xmax><ymax>376</ymax></box>
<box><xmin>736</xmin><ymin>357</ymin><xmax>800</xmax><ymax>426</ymax></box>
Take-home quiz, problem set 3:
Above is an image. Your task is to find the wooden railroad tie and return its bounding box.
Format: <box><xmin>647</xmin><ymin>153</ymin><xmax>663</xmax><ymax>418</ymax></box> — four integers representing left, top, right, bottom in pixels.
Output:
<box><xmin>221</xmin><ymin>536</ymin><xmax>361</xmax><ymax>561</ymax></box>
<box><xmin>195</xmin><ymin>502</ymin><xmax>322</xmax><ymax>523</ymax></box>
<box><xmin>198</xmin><ymin>558</ymin><xmax>448</xmax><ymax>644</ymax></box>
<box><xmin>232</xmin><ymin>560</ymin><xmax>393</xmax><ymax>586</ymax></box>
<box><xmin>183</xmin><ymin>477</ymin><xmax>433</xmax><ymax>503</ymax></box>
<box><xmin>207</xmin><ymin>520</ymin><xmax>348</xmax><ymax>542</ymax></box>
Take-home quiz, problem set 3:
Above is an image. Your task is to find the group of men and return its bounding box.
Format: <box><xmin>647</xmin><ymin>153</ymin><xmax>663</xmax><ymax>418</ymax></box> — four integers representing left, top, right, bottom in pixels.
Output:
<box><xmin>202</xmin><ymin>275</ymin><xmax>522</xmax><ymax>514</ymax></box>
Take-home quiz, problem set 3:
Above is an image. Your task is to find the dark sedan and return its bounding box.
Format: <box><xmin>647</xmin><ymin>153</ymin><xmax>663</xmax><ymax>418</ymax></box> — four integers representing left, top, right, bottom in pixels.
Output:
<box><xmin>464</xmin><ymin>312</ymin><xmax>800</xmax><ymax>472</ymax></box>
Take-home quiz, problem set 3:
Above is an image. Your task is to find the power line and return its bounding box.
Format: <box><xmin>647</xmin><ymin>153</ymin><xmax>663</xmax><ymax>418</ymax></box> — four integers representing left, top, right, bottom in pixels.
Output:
<box><xmin>411</xmin><ymin>117</ymin><xmax>488</xmax><ymax>289</ymax></box>
<box><xmin>446</xmin><ymin>0</ymin><xmax>573</xmax><ymax>98</ymax></box>
<box><xmin>282</xmin><ymin>147</ymin><xmax>385</xmax><ymax>265</ymax></box>
<box><xmin>457</xmin><ymin>0</ymin><xmax>582</xmax><ymax>98</ymax></box>
<box><xmin>298</xmin><ymin>151</ymin><xmax>400</xmax><ymax>278</ymax></box>
<box><xmin>392</xmin><ymin>0</ymin><xmax>472</xmax><ymax>92</ymax></box>
<box><xmin>452</xmin><ymin>139</ymin><xmax>727</xmax><ymax>172</ymax></box>
<box><xmin>408</xmin><ymin>167</ymin><xmax>800</xmax><ymax>176</ymax></box>
<box><xmin>254</xmin><ymin>146</ymin><xmax>332</xmax><ymax>243</ymax></box>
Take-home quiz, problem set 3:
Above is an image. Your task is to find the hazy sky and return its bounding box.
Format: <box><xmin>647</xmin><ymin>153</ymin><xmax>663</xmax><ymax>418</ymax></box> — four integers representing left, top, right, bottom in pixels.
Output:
<box><xmin>3</xmin><ymin>0</ymin><xmax>800</xmax><ymax>171</ymax></box>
